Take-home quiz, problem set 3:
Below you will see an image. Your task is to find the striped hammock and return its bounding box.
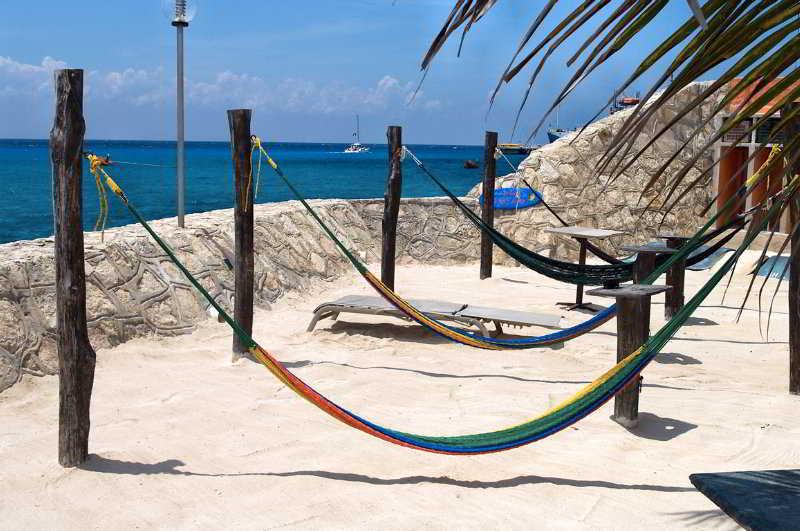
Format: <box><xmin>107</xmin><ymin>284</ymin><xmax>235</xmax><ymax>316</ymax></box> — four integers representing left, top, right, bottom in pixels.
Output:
<box><xmin>255</xmin><ymin>144</ymin><xmax>749</xmax><ymax>350</ymax></box>
<box><xmin>95</xmin><ymin>157</ymin><xmax>788</xmax><ymax>454</ymax></box>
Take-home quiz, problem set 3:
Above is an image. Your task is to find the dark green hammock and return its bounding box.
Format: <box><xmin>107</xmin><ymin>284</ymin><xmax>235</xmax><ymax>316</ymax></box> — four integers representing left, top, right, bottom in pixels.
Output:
<box><xmin>404</xmin><ymin>148</ymin><xmax>743</xmax><ymax>286</ymax></box>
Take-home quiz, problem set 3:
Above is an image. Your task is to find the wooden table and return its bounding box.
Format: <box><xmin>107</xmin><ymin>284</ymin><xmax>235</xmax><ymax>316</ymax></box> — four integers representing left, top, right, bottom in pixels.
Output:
<box><xmin>545</xmin><ymin>226</ymin><xmax>625</xmax><ymax>312</ymax></box>
<box><xmin>586</xmin><ymin>283</ymin><xmax>670</xmax><ymax>427</ymax></box>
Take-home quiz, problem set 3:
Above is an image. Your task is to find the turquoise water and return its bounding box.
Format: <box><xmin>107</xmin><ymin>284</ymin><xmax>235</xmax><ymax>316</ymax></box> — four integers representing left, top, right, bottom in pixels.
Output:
<box><xmin>0</xmin><ymin>140</ymin><xmax>518</xmax><ymax>244</ymax></box>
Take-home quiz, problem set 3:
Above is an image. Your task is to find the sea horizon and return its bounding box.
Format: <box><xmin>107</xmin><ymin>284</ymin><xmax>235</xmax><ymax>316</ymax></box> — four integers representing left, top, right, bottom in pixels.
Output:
<box><xmin>0</xmin><ymin>137</ymin><xmax>485</xmax><ymax>148</ymax></box>
<box><xmin>0</xmin><ymin>139</ymin><xmax>520</xmax><ymax>245</ymax></box>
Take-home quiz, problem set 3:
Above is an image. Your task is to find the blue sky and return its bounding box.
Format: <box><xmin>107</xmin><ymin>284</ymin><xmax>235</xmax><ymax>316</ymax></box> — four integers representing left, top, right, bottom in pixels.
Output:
<box><xmin>0</xmin><ymin>1</ymin><xmax>704</xmax><ymax>144</ymax></box>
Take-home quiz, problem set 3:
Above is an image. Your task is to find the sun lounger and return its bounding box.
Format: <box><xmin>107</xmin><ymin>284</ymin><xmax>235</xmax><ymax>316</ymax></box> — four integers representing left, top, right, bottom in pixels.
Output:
<box><xmin>307</xmin><ymin>295</ymin><xmax>562</xmax><ymax>339</ymax></box>
<box><xmin>690</xmin><ymin>469</ymin><xmax>800</xmax><ymax>531</ymax></box>
<box><xmin>753</xmin><ymin>255</ymin><xmax>789</xmax><ymax>280</ymax></box>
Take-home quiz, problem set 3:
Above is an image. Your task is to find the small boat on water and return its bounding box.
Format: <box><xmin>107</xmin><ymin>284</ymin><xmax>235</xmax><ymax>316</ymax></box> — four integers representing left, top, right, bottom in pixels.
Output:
<box><xmin>609</xmin><ymin>92</ymin><xmax>641</xmax><ymax>114</ymax></box>
<box><xmin>546</xmin><ymin>128</ymin><xmax>572</xmax><ymax>143</ymax></box>
<box><xmin>546</xmin><ymin>103</ymin><xmax>575</xmax><ymax>143</ymax></box>
<box><xmin>497</xmin><ymin>143</ymin><xmax>534</xmax><ymax>155</ymax></box>
<box><xmin>344</xmin><ymin>115</ymin><xmax>369</xmax><ymax>153</ymax></box>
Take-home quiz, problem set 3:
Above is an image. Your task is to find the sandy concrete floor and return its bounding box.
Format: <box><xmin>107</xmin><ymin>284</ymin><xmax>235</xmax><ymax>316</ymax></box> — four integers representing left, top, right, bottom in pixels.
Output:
<box><xmin>1</xmin><ymin>254</ymin><xmax>797</xmax><ymax>530</ymax></box>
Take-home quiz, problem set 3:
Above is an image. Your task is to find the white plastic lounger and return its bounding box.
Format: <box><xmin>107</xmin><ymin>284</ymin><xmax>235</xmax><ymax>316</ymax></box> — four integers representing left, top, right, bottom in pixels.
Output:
<box><xmin>307</xmin><ymin>295</ymin><xmax>562</xmax><ymax>338</ymax></box>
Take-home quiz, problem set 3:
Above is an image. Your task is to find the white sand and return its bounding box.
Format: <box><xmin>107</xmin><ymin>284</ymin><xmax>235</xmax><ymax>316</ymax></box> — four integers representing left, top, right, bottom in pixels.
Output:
<box><xmin>1</xmin><ymin>253</ymin><xmax>797</xmax><ymax>530</ymax></box>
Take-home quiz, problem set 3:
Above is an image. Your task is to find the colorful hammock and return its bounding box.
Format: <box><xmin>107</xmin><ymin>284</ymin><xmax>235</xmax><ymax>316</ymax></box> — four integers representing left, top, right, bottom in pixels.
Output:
<box><xmin>404</xmin><ymin>148</ymin><xmax>745</xmax><ymax>285</ymax></box>
<box><xmin>251</xmin><ymin>143</ymin><xmax>749</xmax><ymax>350</ymax></box>
<box><xmin>91</xmin><ymin>154</ymin><xmax>792</xmax><ymax>454</ymax></box>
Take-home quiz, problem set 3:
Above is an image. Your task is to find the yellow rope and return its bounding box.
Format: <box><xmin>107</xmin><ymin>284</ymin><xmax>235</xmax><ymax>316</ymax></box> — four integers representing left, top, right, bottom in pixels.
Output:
<box><xmin>251</xmin><ymin>135</ymin><xmax>264</xmax><ymax>202</ymax></box>
<box><xmin>87</xmin><ymin>154</ymin><xmax>111</xmax><ymax>241</ymax></box>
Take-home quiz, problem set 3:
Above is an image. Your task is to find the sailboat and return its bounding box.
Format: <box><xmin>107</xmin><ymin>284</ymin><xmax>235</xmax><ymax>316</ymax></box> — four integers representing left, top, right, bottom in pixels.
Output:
<box><xmin>344</xmin><ymin>115</ymin><xmax>369</xmax><ymax>153</ymax></box>
<box><xmin>546</xmin><ymin>103</ymin><xmax>575</xmax><ymax>143</ymax></box>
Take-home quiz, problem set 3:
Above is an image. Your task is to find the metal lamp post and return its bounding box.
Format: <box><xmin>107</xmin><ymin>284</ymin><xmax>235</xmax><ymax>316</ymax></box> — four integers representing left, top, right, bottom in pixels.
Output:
<box><xmin>172</xmin><ymin>0</ymin><xmax>190</xmax><ymax>228</ymax></box>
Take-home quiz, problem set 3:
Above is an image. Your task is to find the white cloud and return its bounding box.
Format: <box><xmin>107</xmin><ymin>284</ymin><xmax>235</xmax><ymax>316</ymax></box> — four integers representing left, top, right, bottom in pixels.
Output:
<box><xmin>91</xmin><ymin>67</ymin><xmax>169</xmax><ymax>106</ymax></box>
<box><xmin>186</xmin><ymin>71</ymin><xmax>442</xmax><ymax>115</ymax></box>
<box><xmin>0</xmin><ymin>55</ymin><xmax>445</xmax><ymax>116</ymax></box>
<box><xmin>0</xmin><ymin>56</ymin><xmax>67</xmax><ymax>95</ymax></box>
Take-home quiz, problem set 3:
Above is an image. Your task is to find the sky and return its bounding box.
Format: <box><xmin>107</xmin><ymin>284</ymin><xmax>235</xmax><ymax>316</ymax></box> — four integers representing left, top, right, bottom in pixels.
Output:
<box><xmin>0</xmin><ymin>1</ymin><xmax>707</xmax><ymax>145</ymax></box>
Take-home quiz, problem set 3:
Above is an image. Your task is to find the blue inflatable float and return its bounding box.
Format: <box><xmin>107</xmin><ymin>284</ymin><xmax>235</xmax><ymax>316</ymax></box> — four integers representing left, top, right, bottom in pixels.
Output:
<box><xmin>479</xmin><ymin>187</ymin><xmax>543</xmax><ymax>210</ymax></box>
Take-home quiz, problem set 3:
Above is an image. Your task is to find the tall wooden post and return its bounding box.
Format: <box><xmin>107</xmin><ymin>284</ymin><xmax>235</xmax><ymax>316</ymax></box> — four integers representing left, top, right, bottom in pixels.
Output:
<box><xmin>783</xmin><ymin>102</ymin><xmax>800</xmax><ymax>394</ymax></box>
<box><xmin>227</xmin><ymin>109</ymin><xmax>254</xmax><ymax>361</ymax></box>
<box><xmin>51</xmin><ymin>69</ymin><xmax>96</xmax><ymax>467</ymax></box>
<box><xmin>480</xmin><ymin>131</ymin><xmax>498</xmax><ymax>279</ymax></box>
<box><xmin>382</xmin><ymin>125</ymin><xmax>403</xmax><ymax>290</ymax></box>
<box><xmin>587</xmin><ymin>284</ymin><xmax>670</xmax><ymax>428</ymax></box>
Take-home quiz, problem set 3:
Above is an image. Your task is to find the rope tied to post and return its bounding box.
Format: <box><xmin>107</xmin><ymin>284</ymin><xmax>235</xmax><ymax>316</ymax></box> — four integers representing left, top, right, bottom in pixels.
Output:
<box><xmin>85</xmin><ymin>153</ymin><xmax>113</xmax><ymax>241</ymax></box>
<box><xmin>250</xmin><ymin>135</ymin><xmax>265</xmax><ymax>204</ymax></box>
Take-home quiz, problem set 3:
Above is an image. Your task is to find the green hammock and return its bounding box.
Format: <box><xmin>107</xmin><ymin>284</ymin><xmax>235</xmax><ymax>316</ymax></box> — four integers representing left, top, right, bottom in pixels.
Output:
<box><xmin>404</xmin><ymin>148</ymin><xmax>743</xmax><ymax>286</ymax></box>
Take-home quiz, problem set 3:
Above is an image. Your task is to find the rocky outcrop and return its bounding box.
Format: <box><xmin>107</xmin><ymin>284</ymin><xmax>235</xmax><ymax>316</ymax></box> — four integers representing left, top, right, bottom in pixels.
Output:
<box><xmin>471</xmin><ymin>82</ymin><xmax>722</xmax><ymax>260</ymax></box>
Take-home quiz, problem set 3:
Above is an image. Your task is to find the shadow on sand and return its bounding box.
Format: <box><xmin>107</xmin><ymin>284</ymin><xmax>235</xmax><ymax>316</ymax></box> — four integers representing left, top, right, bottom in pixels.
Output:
<box><xmin>655</xmin><ymin>352</ymin><xmax>702</xmax><ymax>365</ymax></box>
<box><xmin>282</xmin><ymin>359</ymin><xmax>694</xmax><ymax>391</ymax></box>
<box><xmin>628</xmin><ymin>412</ymin><xmax>698</xmax><ymax>442</ymax></box>
<box><xmin>80</xmin><ymin>455</ymin><xmax>694</xmax><ymax>493</ymax></box>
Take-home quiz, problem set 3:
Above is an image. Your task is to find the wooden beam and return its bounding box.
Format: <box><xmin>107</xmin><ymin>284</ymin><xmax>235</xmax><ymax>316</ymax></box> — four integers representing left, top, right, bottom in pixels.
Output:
<box><xmin>480</xmin><ymin>131</ymin><xmax>498</xmax><ymax>279</ymax></box>
<box><xmin>51</xmin><ymin>69</ymin><xmax>96</xmax><ymax>467</ymax></box>
<box><xmin>382</xmin><ymin>125</ymin><xmax>403</xmax><ymax>290</ymax></box>
<box><xmin>227</xmin><ymin>109</ymin><xmax>254</xmax><ymax>361</ymax></box>
<box><xmin>783</xmin><ymin>102</ymin><xmax>800</xmax><ymax>395</ymax></box>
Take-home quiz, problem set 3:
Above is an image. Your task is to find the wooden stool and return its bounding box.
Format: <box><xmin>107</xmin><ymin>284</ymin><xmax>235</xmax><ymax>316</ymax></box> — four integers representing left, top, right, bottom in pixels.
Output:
<box><xmin>586</xmin><ymin>283</ymin><xmax>670</xmax><ymax>428</ymax></box>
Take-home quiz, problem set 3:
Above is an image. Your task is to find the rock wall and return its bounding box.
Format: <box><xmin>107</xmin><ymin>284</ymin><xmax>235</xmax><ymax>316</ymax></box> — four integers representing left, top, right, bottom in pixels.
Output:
<box><xmin>0</xmin><ymin>197</ymin><xmax>482</xmax><ymax>393</ymax></box>
<box><xmin>0</xmin><ymin>83</ymin><xmax>724</xmax><ymax>393</ymax></box>
<box><xmin>470</xmin><ymin>81</ymin><xmax>722</xmax><ymax>260</ymax></box>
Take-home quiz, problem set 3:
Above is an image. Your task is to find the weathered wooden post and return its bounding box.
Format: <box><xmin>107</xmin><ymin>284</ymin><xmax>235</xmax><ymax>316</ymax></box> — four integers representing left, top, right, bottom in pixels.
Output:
<box><xmin>783</xmin><ymin>102</ymin><xmax>800</xmax><ymax>395</ymax></box>
<box><xmin>227</xmin><ymin>109</ymin><xmax>254</xmax><ymax>361</ymax></box>
<box><xmin>620</xmin><ymin>244</ymin><xmax>661</xmax><ymax>315</ymax></box>
<box><xmin>51</xmin><ymin>69</ymin><xmax>96</xmax><ymax>467</ymax></box>
<box><xmin>662</xmin><ymin>235</ymin><xmax>687</xmax><ymax>320</ymax></box>
<box><xmin>629</xmin><ymin>249</ymin><xmax>657</xmax><ymax>284</ymax></box>
<box><xmin>480</xmin><ymin>131</ymin><xmax>498</xmax><ymax>279</ymax></box>
<box><xmin>587</xmin><ymin>284</ymin><xmax>670</xmax><ymax>427</ymax></box>
<box><xmin>382</xmin><ymin>125</ymin><xmax>403</xmax><ymax>290</ymax></box>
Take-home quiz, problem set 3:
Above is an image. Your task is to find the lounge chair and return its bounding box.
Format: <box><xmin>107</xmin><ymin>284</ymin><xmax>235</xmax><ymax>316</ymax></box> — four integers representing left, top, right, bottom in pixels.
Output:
<box><xmin>690</xmin><ymin>470</ymin><xmax>800</xmax><ymax>530</ymax></box>
<box><xmin>307</xmin><ymin>295</ymin><xmax>562</xmax><ymax>339</ymax></box>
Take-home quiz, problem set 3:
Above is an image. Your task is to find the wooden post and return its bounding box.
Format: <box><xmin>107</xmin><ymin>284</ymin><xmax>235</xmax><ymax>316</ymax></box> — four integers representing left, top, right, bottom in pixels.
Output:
<box><xmin>664</xmin><ymin>237</ymin><xmax>686</xmax><ymax>320</ymax></box>
<box><xmin>382</xmin><ymin>125</ymin><xmax>403</xmax><ymax>290</ymax></box>
<box><xmin>586</xmin><ymin>284</ymin><xmax>670</xmax><ymax>428</ymax></box>
<box><xmin>575</xmin><ymin>239</ymin><xmax>588</xmax><ymax>305</ymax></box>
<box><xmin>632</xmin><ymin>252</ymin><xmax>656</xmax><ymax>283</ymax></box>
<box><xmin>783</xmin><ymin>102</ymin><xmax>800</xmax><ymax>394</ymax></box>
<box><xmin>227</xmin><ymin>109</ymin><xmax>254</xmax><ymax>361</ymax></box>
<box><xmin>613</xmin><ymin>297</ymin><xmax>649</xmax><ymax>426</ymax></box>
<box><xmin>51</xmin><ymin>69</ymin><xmax>96</xmax><ymax>467</ymax></box>
<box><xmin>480</xmin><ymin>131</ymin><xmax>498</xmax><ymax>279</ymax></box>
<box><xmin>623</xmin><ymin>245</ymin><xmax>676</xmax><ymax>323</ymax></box>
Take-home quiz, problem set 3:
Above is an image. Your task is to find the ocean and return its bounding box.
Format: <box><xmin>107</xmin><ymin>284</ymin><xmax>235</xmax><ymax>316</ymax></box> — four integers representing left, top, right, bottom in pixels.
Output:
<box><xmin>0</xmin><ymin>140</ymin><xmax>524</xmax><ymax>245</ymax></box>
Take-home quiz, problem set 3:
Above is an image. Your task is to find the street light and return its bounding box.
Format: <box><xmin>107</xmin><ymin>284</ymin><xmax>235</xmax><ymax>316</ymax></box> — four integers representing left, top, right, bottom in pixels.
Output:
<box><xmin>164</xmin><ymin>0</ymin><xmax>197</xmax><ymax>228</ymax></box>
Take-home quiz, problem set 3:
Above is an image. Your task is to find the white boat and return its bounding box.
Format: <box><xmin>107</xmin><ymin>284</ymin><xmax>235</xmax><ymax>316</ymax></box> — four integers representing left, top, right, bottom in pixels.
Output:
<box><xmin>344</xmin><ymin>115</ymin><xmax>369</xmax><ymax>153</ymax></box>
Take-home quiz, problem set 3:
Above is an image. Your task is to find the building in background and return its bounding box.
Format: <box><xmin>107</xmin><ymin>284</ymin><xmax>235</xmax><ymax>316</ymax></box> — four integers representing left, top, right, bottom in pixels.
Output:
<box><xmin>714</xmin><ymin>78</ymin><xmax>798</xmax><ymax>233</ymax></box>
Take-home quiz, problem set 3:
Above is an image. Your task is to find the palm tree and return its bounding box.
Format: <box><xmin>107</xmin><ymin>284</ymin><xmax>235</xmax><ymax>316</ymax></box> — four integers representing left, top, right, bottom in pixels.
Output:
<box><xmin>421</xmin><ymin>0</ymin><xmax>800</xmax><ymax>393</ymax></box>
